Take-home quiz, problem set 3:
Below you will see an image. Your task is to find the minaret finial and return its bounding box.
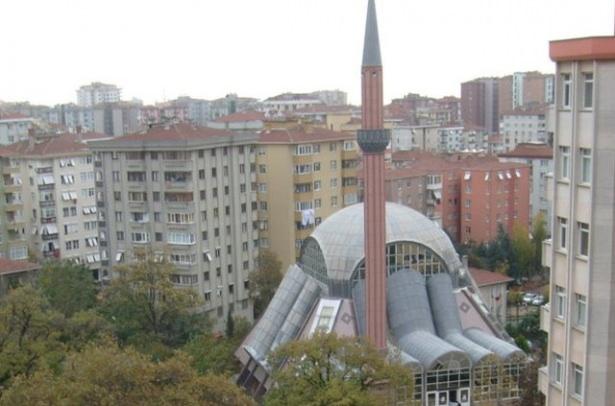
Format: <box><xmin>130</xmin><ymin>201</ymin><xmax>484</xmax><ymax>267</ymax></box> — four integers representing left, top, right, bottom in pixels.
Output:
<box><xmin>362</xmin><ymin>0</ymin><xmax>382</xmax><ymax>67</ymax></box>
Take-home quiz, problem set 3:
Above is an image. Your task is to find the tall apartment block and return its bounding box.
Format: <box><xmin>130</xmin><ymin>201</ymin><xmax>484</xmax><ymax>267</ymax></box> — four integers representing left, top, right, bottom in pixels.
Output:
<box><xmin>256</xmin><ymin>127</ymin><xmax>359</xmax><ymax>270</ymax></box>
<box><xmin>77</xmin><ymin>82</ymin><xmax>122</xmax><ymax>108</ymax></box>
<box><xmin>0</xmin><ymin>133</ymin><xmax>104</xmax><ymax>274</ymax></box>
<box><xmin>460</xmin><ymin>78</ymin><xmax>499</xmax><ymax>133</ymax></box>
<box><xmin>539</xmin><ymin>36</ymin><xmax>615</xmax><ymax>405</ymax></box>
<box><xmin>90</xmin><ymin>123</ymin><xmax>259</xmax><ymax>329</ymax></box>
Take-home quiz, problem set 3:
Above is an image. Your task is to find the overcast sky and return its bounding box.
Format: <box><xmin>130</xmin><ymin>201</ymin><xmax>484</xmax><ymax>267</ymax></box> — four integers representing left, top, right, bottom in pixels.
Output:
<box><xmin>1</xmin><ymin>0</ymin><xmax>613</xmax><ymax>106</ymax></box>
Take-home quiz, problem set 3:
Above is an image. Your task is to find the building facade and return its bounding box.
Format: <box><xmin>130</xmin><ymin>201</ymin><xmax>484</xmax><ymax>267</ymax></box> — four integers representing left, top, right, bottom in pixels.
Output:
<box><xmin>461</xmin><ymin>78</ymin><xmax>499</xmax><ymax>133</ymax></box>
<box><xmin>0</xmin><ymin>134</ymin><xmax>104</xmax><ymax>274</ymax></box>
<box><xmin>77</xmin><ymin>82</ymin><xmax>121</xmax><ymax>107</ymax></box>
<box><xmin>539</xmin><ymin>36</ymin><xmax>615</xmax><ymax>405</ymax></box>
<box><xmin>499</xmin><ymin>107</ymin><xmax>547</xmax><ymax>151</ymax></box>
<box><xmin>0</xmin><ymin>114</ymin><xmax>34</xmax><ymax>145</ymax></box>
<box><xmin>90</xmin><ymin>123</ymin><xmax>259</xmax><ymax>330</ymax></box>
<box><xmin>255</xmin><ymin>127</ymin><xmax>359</xmax><ymax>271</ymax></box>
<box><xmin>499</xmin><ymin>143</ymin><xmax>553</xmax><ymax>229</ymax></box>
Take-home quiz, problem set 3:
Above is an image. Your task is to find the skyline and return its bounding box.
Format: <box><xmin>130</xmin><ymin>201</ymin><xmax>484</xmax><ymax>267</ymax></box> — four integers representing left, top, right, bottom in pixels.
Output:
<box><xmin>1</xmin><ymin>0</ymin><xmax>614</xmax><ymax>106</ymax></box>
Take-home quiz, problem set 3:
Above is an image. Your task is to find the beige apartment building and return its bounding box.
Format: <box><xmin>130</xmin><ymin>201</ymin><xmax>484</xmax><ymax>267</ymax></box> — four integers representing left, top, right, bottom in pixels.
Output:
<box><xmin>538</xmin><ymin>36</ymin><xmax>615</xmax><ymax>405</ymax></box>
<box><xmin>0</xmin><ymin>133</ymin><xmax>104</xmax><ymax>277</ymax></box>
<box><xmin>256</xmin><ymin>127</ymin><xmax>360</xmax><ymax>270</ymax></box>
<box><xmin>90</xmin><ymin>123</ymin><xmax>259</xmax><ymax>330</ymax></box>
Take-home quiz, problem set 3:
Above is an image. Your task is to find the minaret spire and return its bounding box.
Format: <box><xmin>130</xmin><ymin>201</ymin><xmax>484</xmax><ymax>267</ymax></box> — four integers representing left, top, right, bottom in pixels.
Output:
<box><xmin>358</xmin><ymin>0</ymin><xmax>389</xmax><ymax>351</ymax></box>
<box><xmin>362</xmin><ymin>0</ymin><xmax>382</xmax><ymax>67</ymax></box>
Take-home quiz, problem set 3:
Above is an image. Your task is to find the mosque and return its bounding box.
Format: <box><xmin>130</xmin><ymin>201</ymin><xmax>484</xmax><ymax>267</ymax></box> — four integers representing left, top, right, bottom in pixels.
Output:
<box><xmin>236</xmin><ymin>1</ymin><xmax>526</xmax><ymax>405</ymax></box>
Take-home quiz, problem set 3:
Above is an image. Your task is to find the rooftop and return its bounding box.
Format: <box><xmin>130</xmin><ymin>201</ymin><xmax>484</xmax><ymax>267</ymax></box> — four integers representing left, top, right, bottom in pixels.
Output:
<box><xmin>214</xmin><ymin>111</ymin><xmax>265</xmax><ymax>123</ymax></box>
<box><xmin>0</xmin><ymin>112</ymin><xmax>32</xmax><ymax>121</ymax></box>
<box><xmin>0</xmin><ymin>133</ymin><xmax>106</xmax><ymax>158</ymax></box>
<box><xmin>550</xmin><ymin>36</ymin><xmax>615</xmax><ymax>61</ymax></box>
<box><xmin>469</xmin><ymin>267</ymin><xmax>514</xmax><ymax>287</ymax></box>
<box><xmin>0</xmin><ymin>258</ymin><xmax>39</xmax><ymax>276</ymax></box>
<box><xmin>499</xmin><ymin>143</ymin><xmax>553</xmax><ymax>159</ymax></box>
<box><xmin>258</xmin><ymin>127</ymin><xmax>353</xmax><ymax>144</ymax></box>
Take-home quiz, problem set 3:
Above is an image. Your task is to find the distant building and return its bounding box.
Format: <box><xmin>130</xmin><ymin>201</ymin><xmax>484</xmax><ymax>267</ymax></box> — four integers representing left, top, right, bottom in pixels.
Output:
<box><xmin>499</xmin><ymin>106</ymin><xmax>547</xmax><ymax>151</ymax></box>
<box><xmin>499</xmin><ymin>142</ymin><xmax>553</xmax><ymax>229</ymax></box>
<box><xmin>93</xmin><ymin>102</ymin><xmax>141</xmax><ymax>137</ymax></box>
<box><xmin>261</xmin><ymin>93</ymin><xmax>324</xmax><ymax>116</ymax></box>
<box><xmin>498</xmin><ymin>72</ymin><xmax>555</xmax><ymax>116</ymax></box>
<box><xmin>210</xmin><ymin>94</ymin><xmax>260</xmax><ymax>120</ymax></box>
<box><xmin>208</xmin><ymin>111</ymin><xmax>265</xmax><ymax>132</ymax></box>
<box><xmin>77</xmin><ymin>82</ymin><xmax>121</xmax><ymax>107</ymax></box>
<box><xmin>0</xmin><ymin>113</ymin><xmax>34</xmax><ymax>145</ymax></box>
<box><xmin>90</xmin><ymin>123</ymin><xmax>259</xmax><ymax>330</ymax></box>
<box><xmin>461</xmin><ymin>78</ymin><xmax>499</xmax><ymax>133</ymax></box>
<box><xmin>310</xmin><ymin>90</ymin><xmax>348</xmax><ymax>106</ymax></box>
<box><xmin>0</xmin><ymin>258</ymin><xmax>40</xmax><ymax>298</ymax></box>
<box><xmin>468</xmin><ymin>267</ymin><xmax>513</xmax><ymax>324</ymax></box>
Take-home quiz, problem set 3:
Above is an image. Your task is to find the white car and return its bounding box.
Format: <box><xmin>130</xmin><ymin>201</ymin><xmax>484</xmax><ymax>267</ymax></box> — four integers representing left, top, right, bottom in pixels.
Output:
<box><xmin>531</xmin><ymin>295</ymin><xmax>545</xmax><ymax>306</ymax></box>
<box><xmin>522</xmin><ymin>292</ymin><xmax>537</xmax><ymax>304</ymax></box>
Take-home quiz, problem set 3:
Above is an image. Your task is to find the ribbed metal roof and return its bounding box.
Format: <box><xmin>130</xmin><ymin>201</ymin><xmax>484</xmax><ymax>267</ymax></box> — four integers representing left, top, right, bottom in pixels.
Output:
<box><xmin>308</xmin><ymin>202</ymin><xmax>463</xmax><ymax>281</ymax></box>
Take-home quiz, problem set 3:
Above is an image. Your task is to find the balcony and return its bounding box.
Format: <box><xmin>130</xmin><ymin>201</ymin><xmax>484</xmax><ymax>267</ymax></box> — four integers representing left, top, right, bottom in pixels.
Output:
<box><xmin>43</xmin><ymin>249</ymin><xmax>61</xmax><ymax>259</ymax></box>
<box><xmin>542</xmin><ymin>239</ymin><xmax>552</xmax><ymax>268</ymax></box>
<box><xmin>540</xmin><ymin>304</ymin><xmax>550</xmax><ymax>334</ymax></box>
<box><xmin>39</xmin><ymin>199</ymin><xmax>55</xmax><ymax>208</ymax></box>
<box><xmin>426</xmin><ymin>182</ymin><xmax>442</xmax><ymax>191</ymax></box>
<box><xmin>41</xmin><ymin>216</ymin><xmax>57</xmax><ymax>224</ymax></box>
<box><xmin>162</xmin><ymin>161</ymin><xmax>193</xmax><ymax>171</ymax></box>
<box><xmin>2</xmin><ymin>165</ymin><xmax>20</xmax><ymax>175</ymax></box>
<box><xmin>538</xmin><ymin>366</ymin><xmax>549</xmax><ymax>396</ymax></box>
<box><xmin>164</xmin><ymin>181</ymin><xmax>191</xmax><ymax>191</ymax></box>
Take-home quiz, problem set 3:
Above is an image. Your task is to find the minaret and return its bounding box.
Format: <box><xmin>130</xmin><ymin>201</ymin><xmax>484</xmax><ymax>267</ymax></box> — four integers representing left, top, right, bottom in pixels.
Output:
<box><xmin>358</xmin><ymin>0</ymin><xmax>389</xmax><ymax>351</ymax></box>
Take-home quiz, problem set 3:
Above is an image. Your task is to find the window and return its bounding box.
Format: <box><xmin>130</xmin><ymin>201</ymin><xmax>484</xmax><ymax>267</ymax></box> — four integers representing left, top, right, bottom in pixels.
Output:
<box><xmin>313</xmin><ymin>180</ymin><xmax>321</xmax><ymax>191</ymax></box>
<box><xmin>330</xmin><ymin>160</ymin><xmax>337</xmax><ymax>170</ymax></box>
<box><xmin>316</xmin><ymin>306</ymin><xmax>335</xmax><ymax>332</ymax></box>
<box><xmin>571</xmin><ymin>363</ymin><xmax>584</xmax><ymax>398</ymax></box>
<box><xmin>258</xmin><ymin>183</ymin><xmax>267</xmax><ymax>193</ymax></box>
<box><xmin>112</xmin><ymin>171</ymin><xmax>120</xmax><ymax>181</ymax></box>
<box><xmin>583</xmin><ymin>73</ymin><xmax>593</xmax><ymax>109</ymax></box>
<box><xmin>558</xmin><ymin>217</ymin><xmax>568</xmax><ymax>250</ymax></box>
<box><xmin>131</xmin><ymin>232</ymin><xmax>150</xmax><ymax>243</ymax></box>
<box><xmin>330</xmin><ymin>178</ymin><xmax>338</xmax><ymax>188</ymax></box>
<box><xmin>331</xmin><ymin>196</ymin><xmax>338</xmax><ymax>207</ymax></box>
<box><xmin>151</xmin><ymin>171</ymin><xmax>159</xmax><ymax>181</ymax></box>
<box><xmin>168</xmin><ymin>232</ymin><xmax>195</xmax><ymax>245</ymax></box>
<box><xmin>128</xmin><ymin>192</ymin><xmax>147</xmax><ymax>202</ymax></box>
<box><xmin>64</xmin><ymin>223</ymin><xmax>79</xmax><ymax>235</ymax></box>
<box><xmin>167</xmin><ymin>213</ymin><xmax>194</xmax><ymax>224</ymax></box>
<box><xmin>578</xmin><ymin>222</ymin><xmax>589</xmax><ymax>257</ymax></box>
<box><xmin>575</xmin><ymin>294</ymin><xmax>587</xmax><ymax>328</ymax></box>
<box><xmin>294</xmin><ymin>164</ymin><xmax>312</xmax><ymax>175</ymax></box>
<box><xmin>127</xmin><ymin>171</ymin><xmax>145</xmax><ymax>182</ymax></box>
<box><xmin>259</xmin><ymin>164</ymin><xmax>266</xmax><ymax>174</ymax></box>
<box><xmin>343</xmin><ymin>141</ymin><xmax>355</xmax><ymax>151</ymax></box>
<box><xmin>552</xmin><ymin>353</ymin><xmax>563</xmax><ymax>385</ymax></box>
<box><xmin>559</xmin><ymin>146</ymin><xmax>570</xmax><ymax>180</ymax></box>
<box><xmin>562</xmin><ymin>73</ymin><xmax>571</xmax><ymax>109</ymax></box>
<box><xmin>556</xmin><ymin>286</ymin><xmax>566</xmax><ymax>319</ymax></box>
<box><xmin>295</xmin><ymin>144</ymin><xmax>313</xmax><ymax>156</ymax></box>
<box><xmin>313</xmin><ymin>162</ymin><xmax>321</xmax><ymax>172</ymax></box>
<box><xmin>580</xmin><ymin>148</ymin><xmax>591</xmax><ymax>184</ymax></box>
<box><xmin>329</xmin><ymin>142</ymin><xmax>337</xmax><ymax>151</ymax></box>
<box><xmin>116</xmin><ymin>231</ymin><xmax>125</xmax><ymax>241</ymax></box>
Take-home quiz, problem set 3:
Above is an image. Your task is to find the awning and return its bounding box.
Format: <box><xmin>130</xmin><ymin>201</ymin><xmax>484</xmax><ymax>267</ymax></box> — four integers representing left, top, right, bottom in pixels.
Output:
<box><xmin>463</xmin><ymin>171</ymin><xmax>471</xmax><ymax>181</ymax></box>
<box><xmin>38</xmin><ymin>175</ymin><xmax>55</xmax><ymax>185</ymax></box>
<box><xmin>515</xmin><ymin>169</ymin><xmax>521</xmax><ymax>178</ymax></box>
<box><xmin>41</xmin><ymin>224</ymin><xmax>59</xmax><ymax>235</ymax></box>
<box><xmin>432</xmin><ymin>190</ymin><xmax>442</xmax><ymax>200</ymax></box>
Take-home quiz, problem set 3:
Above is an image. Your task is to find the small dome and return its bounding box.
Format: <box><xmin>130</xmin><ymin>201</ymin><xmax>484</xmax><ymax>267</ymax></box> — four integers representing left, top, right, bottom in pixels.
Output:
<box><xmin>301</xmin><ymin>202</ymin><xmax>463</xmax><ymax>282</ymax></box>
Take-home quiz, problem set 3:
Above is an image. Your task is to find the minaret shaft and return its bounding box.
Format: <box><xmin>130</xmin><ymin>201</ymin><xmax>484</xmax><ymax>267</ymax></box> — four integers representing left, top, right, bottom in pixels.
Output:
<box><xmin>357</xmin><ymin>0</ymin><xmax>388</xmax><ymax>351</ymax></box>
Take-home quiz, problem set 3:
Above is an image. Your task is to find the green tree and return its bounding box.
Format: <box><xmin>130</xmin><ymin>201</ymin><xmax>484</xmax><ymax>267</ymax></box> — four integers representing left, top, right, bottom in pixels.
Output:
<box><xmin>249</xmin><ymin>250</ymin><xmax>283</xmax><ymax>318</ymax></box>
<box><xmin>531</xmin><ymin>212</ymin><xmax>548</xmax><ymax>275</ymax></box>
<box><xmin>39</xmin><ymin>260</ymin><xmax>97</xmax><ymax>317</ymax></box>
<box><xmin>265</xmin><ymin>333</ymin><xmax>414</xmax><ymax>406</ymax></box>
<box><xmin>98</xmin><ymin>259</ymin><xmax>208</xmax><ymax>350</ymax></box>
<box><xmin>0</xmin><ymin>341</ymin><xmax>255</xmax><ymax>406</ymax></box>
<box><xmin>0</xmin><ymin>286</ymin><xmax>65</xmax><ymax>388</ymax></box>
<box><xmin>511</xmin><ymin>223</ymin><xmax>534</xmax><ymax>280</ymax></box>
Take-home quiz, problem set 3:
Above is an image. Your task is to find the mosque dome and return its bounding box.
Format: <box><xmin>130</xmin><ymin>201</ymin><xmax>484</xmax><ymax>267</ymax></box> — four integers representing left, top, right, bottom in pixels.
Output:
<box><xmin>299</xmin><ymin>202</ymin><xmax>464</xmax><ymax>285</ymax></box>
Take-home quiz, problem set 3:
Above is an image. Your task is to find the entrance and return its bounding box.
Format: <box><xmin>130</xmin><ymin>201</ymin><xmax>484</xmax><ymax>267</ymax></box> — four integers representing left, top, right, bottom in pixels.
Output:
<box><xmin>426</xmin><ymin>391</ymin><xmax>448</xmax><ymax>406</ymax></box>
<box><xmin>448</xmin><ymin>388</ymin><xmax>470</xmax><ymax>406</ymax></box>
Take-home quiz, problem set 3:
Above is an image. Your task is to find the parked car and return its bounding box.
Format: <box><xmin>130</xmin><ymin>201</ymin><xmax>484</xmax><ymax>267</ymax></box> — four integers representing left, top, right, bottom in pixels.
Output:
<box><xmin>531</xmin><ymin>295</ymin><xmax>545</xmax><ymax>306</ymax></box>
<box><xmin>523</xmin><ymin>292</ymin><xmax>537</xmax><ymax>304</ymax></box>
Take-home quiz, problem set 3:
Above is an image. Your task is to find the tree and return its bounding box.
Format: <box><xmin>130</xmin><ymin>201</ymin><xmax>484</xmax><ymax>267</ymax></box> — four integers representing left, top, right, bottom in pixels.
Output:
<box><xmin>265</xmin><ymin>333</ymin><xmax>414</xmax><ymax>406</ymax></box>
<box><xmin>511</xmin><ymin>223</ymin><xmax>534</xmax><ymax>280</ymax></box>
<box><xmin>0</xmin><ymin>341</ymin><xmax>255</xmax><ymax>406</ymax></box>
<box><xmin>0</xmin><ymin>286</ymin><xmax>65</xmax><ymax>388</ymax></box>
<box><xmin>39</xmin><ymin>260</ymin><xmax>97</xmax><ymax>317</ymax></box>
<box><xmin>249</xmin><ymin>250</ymin><xmax>283</xmax><ymax>318</ymax></box>
<box><xmin>98</xmin><ymin>259</ymin><xmax>208</xmax><ymax>349</ymax></box>
<box><xmin>226</xmin><ymin>310</ymin><xmax>235</xmax><ymax>338</ymax></box>
<box><xmin>531</xmin><ymin>213</ymin><xmax>548</xmax><ymax>276</ymax></box>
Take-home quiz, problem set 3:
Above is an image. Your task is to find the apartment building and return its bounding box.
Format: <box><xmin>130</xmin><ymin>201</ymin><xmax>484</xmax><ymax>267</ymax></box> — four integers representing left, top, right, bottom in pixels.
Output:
<box><xmin>0</xmin><ymin>133</ymin><xmax>104</xmax><ymax>275</ymax></box>
<box><xmin>499</xmin><ymin>107</ymin><xmax>547</xmax><ymax>151</ymax></box>
<box><xmin>460</xmin><ymin>78</ymin><xmax>499</xmax><ymax>133</ymax></box>
<box><xmin>90</xmin><ymin>123</ymin><xmax>258</xmax><ymax>329</ymax></box>
<box><xmin>77</xmin><ymin>82</ymin><xmax>121</xmax><ymax>107</ymax></box>
<box><xmin>255</xmin><ymin>127</ymin><xmax>359</xmax><ymax>270</ymax></box>
<box><xmin>0</xmin><ymin>113</ymin><xmax>34</xmax><ymax>145</ymax></box>
<box><xmin>538</xmin><ymin>36</ymin><xmax>615</xmax><ymax>405</ymax></box>
<box><xmin>499</xmin><ymin>142</ymin><xmax>553</xmax><ymax>229</ymax></box>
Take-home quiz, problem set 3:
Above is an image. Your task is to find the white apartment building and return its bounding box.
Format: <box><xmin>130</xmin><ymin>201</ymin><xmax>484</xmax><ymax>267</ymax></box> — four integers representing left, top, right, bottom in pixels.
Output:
<box><xmin>499</xmin><ymin>142</ymin><xmax>553</xmax><ymax>229</ymax></box>
<box><xmin>0</xmin><ymin>133</ymin><xmax>105</xmax><ymax>278</ymax></box>
<box><xmin>0</xmin><ymin>114</ymin><xmax>34</xmax><ymax>145</ymax></box>
<box><xmin>538</xmin><ymin>36</ymin><xmax>615</xmax><ymax>405</ymax></box>
<box><xmin>90</xmin><ymin>123</ymin><xmax>259</xmax><ymax>330</ymax></box>
<box><xmin>261</xmin><ymin>93</ymin><xmax>324</xmax><ymax>115</ymax></box>
<box><xmin>77</xmin><ymin>82</ymin><xmax>121</xmax><ymax>107</ymax></box>
<box><xmin>499</xmin><ymin>109</ymin><xmax>547</xmax><ymax>152</ymax></box>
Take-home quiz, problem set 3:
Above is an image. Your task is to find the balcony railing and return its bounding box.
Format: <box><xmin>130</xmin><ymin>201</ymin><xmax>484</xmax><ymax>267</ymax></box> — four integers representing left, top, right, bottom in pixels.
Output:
<box><xmin>540</xmin><ymin>304</ymin><xmax>550</xmax><ymax>334</ymax></box>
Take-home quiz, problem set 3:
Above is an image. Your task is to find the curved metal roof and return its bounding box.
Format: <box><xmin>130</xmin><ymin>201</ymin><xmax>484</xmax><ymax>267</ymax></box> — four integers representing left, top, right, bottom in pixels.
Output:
<box><xmin>308</xmin><ymin>202</ymin><xmax>463</xmax><ymax>281</ymax></box>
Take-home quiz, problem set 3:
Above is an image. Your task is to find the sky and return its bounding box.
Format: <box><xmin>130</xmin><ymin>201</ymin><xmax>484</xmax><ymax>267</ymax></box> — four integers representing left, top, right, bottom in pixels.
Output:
<box><xmin>1</xmin><ymin>0</ymin><xmax>613</xmax><ymax>106</ymax></box>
